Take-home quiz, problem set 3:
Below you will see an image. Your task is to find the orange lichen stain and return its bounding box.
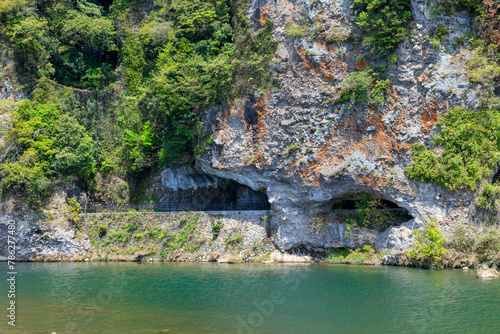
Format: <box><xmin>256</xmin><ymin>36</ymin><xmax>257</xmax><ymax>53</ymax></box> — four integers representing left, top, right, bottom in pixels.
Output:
<box><xmin>315</xmin><ymin>40</ymin><xmax>326</xmax><ymax>48</ymax></box>
<box><xmin>319</xmin><ymin>60</ymin><xmax>334</xmax><ymax>82</ymax></box>
<box><xmin>422</xmin><ymin>48</ymin><xmax>428</xmax><ymax>58</ymax></box>
<box><xmin>417</xmin><ymin>73</ymin><xmax>434</xmax><ymax>85</ymax></box>
<box><xmin>297</xmin><ymin>47</ymin><xmax>314</xmax><ymax>73</ymax></box>
<box><xmin>420</xmin><ymin>100</ymin><xmax>439</xmax><ymax>134</ymax></box>
<box><xmin>354</xmin><ymin>52</ymin><xmax>371</xmax><ymax>70</ymax></box>
<box><xmin>259</xmin><ymin>8</ymin><xmax>269</xmax><ymax>25</ymax></box>
<box><xmin>355</xmin><ymin>174</ymin><xmax>383</xmax><ymax>187</ymax></box>
<box><xmin>244</xmin><ymin>88</ymin><xmax>270</xmax><ymax>168</ymax></box>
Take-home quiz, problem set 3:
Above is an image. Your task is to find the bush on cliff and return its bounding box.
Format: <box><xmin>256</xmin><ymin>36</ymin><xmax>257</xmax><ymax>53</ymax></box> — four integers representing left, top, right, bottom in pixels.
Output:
<box><xmin>354</xmin><ymin>0</ymin><xmax>412</xmax><ymax>56</ymax></box>
<box><xmin>406</xmin><ymin>219</ymin><xmax>448</xmax><ymax>268</ymax></box>
<box><xmin>0</xmin><ymin>101</ymin><xmax>97</xmax><ymax>201</ymax></box>
<box><xmin>334</xmin><ymin>68</ymin><xmax>391</xmax><ymax>105</ymax></box>
<box><xmin>405</xmin><ymin>107</ymin><xmax>500</xmax><ymax>191</ymax></box>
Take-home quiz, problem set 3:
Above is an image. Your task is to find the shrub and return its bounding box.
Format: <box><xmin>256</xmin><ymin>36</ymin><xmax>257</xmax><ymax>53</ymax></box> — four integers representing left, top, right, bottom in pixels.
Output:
<box><xmin>407</xmin><ymin>219</ymin><xmax>448</xmax><ymax>267</ymax></box>
<box><xmin>334</xmin><ymin>69</ymin><xmax>390</xmax><ymax>105</ymax></box>
<box><xmin>212</xmin><ymin>220</ymin><xmax>223</xmax><ymax>240</ymax></box>
<box><xmin>285</xmin><ymin>22</ymin><xmax>309</xmax><ymax>38</ymax></box>
<box><xmin>109</xmin><ymin>231</ymin><xmax>130</xmax><ymax>243</ymax></box>
<box><xmin>476</xmin><ymin>183</ymin><xmax>500</xmax><ymax>211</ymax></box>
<box><xmin>225</xmin><ymin>233</ymin><xmax>243</xmax><ymax>246</ymax></box>
<box><xmin>467</xmin><ymin>46</ymin><xmax>500</xmax><ymax>109</ymax></box>
<box><xmin>66</xmin><ymin>197</ymin><xmax>81</xmax><ymax>223</ymax></box>
<box><xmin>147</xmin><ymin>230</ymin><xmax>160</xmax><ymax>239</ymax></box>
<box><xmin>354</xmin><ymin>0</ymin><xmax>412</xmax><ymax>56</ymax></box>
<box><xmin>405</xmin><ymin>107</ymin><xmax>500</xmax><ymax>190</ymax></box>
<box><xmin>99</xmin><ymin>225</ymin><xmax>108</xmax><ymax>236</ymax></box>
<box><xmin>332</xmin><ymin>193</ymin><xmax>393</xmax><ymax>233</ymax></box>
<box><xmin>124</xmin><ymin>223</ymin><xmax>139</xmax><ymax>232</ymax></box>
<box><xmin>474</xmin><ymin>229</ymin><xmax>500</xmax><ymax>264</ymax></box>
<box><xmin>326</xmin><ymin>245</ymin><xmax>381</xmax><ymax>264</ymax></box>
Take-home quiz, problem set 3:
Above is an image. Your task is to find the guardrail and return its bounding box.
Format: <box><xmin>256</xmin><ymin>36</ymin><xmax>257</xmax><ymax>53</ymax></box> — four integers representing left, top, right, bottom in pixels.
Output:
<box><xmin>86</xmin><ymin>200</ymin><xmax>271</xmax><ymax>213</ymax></box>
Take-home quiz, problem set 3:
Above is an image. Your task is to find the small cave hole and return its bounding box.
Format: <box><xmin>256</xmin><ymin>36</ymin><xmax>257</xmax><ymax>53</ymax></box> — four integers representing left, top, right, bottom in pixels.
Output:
<box><xmin>331</xmin><ymin>193</ymin><xmax>413</xmax><ymax>229</ymax></box>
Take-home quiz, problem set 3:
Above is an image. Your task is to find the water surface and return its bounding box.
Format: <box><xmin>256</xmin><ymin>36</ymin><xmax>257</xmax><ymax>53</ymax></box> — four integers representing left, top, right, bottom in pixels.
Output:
<box><xmin>1</xmin><ymin>262</ymin><xmax>499</xmax><ymax>333</ymax></box>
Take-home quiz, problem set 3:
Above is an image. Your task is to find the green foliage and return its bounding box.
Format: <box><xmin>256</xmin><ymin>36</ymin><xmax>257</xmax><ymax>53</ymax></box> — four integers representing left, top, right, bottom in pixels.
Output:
<box><xmin>4</xmin><ymin>15</ymin><xmax>55</xmax><ymax>77</ymax></box>
<box><xmin>430</xmin><ymin>0</ymin><xmax>483</xmax><ymax>16</ymax></box>
<box><xmin>212</xmin><ymin>219</ymin><xmax>223</xmax><ymax>240</ymax></box>
<box><xmin>326</xmin><ymin>245</ymin><xmax>381</xmax><ymax>264</ymax></box>
<box><xmin>473</xmin><ymin>228</ymin><xmax>500</xmax><ymax>265</ymax></box>
<box><xmin>123</xmin><ymin>223</ymin><xmax>139</xmax><ymax>232</ymax></box>
<box><xmin>335</xmin><ymin>68</ymin><xmax>391</xmax><ymax>105</ymax></box>
<box><xmin>405</xmin><ymin>107</ymin><xmax>500</xmax><ymax>190</ymax></box>
<box><xmin>0</xmin><ymin>100</ymin><xmax>97</xmax><ymax>200</ymax></box>
<box><xmin>333</xmin><ymin>193</ymin><xmax>393</xmax><ymax>234</ymax></box>
<box><xmin>225</xmin><ymin>233</ymin><xmax>242</xmax><ymax>246</ymax></box>
<box><xmin>109</xmin><ymin>230</ymin><xmax>131</xmax><ymax>243</ymax></box>
<box><xmin>407</xmin><ymin>219</ymin><xmax>448</xmax><ymax>266</ymax></box>
<box><xmin>285</xmin><ymin>19</ymin><xmax>351</xmax><ymax>43</ymax></box>
<box><xmin>284</xmin><ymin>142</ymin><xmax>300</xmax><ymax>156</ymax></box>
<box><xmin>0</xmin><ymin>0</ymin><xmax>27</xmax><ymax>13</ymax></box>
<box><xmin>147</xmin><ymin>229</ymin><xmax>160</xmax><ymax>239</ymax></box>
<box><xmin>99</xmin><ymin>224</ymin><xmax>108</xmax><ymax>236</ymax></box>
<box><xmin>1</xmin><ymin>0</ymin><xmax>117</xmax><ymax>87</ymax></box>
<box><xmin>476</xmin><ymin>183</ymin><xmax>500</xmax><ymax>211</ymax></box>
<box><xmin>141</xmin><ymin>0</ymin><xmax>276</xmax><ymax>164</ymax></box>
<box><xmin>0</xmin><ymin>0</ymin><xmax>277</xmax><ymax>202</ymax></box>
<box><xmin>354</xmin><ymin>0</ymin><xmax>412</xmax><ymax>56</ymax></box>
<box><xmin>163</xmin><ymin>215</ymin><xmax>200</xmax><ymax>253</ymax></box>
<box><xmin>285</xmin><ymin>22</ymin><xmax>309</xmax><ymax>38</ymax></box>
<box><xmin>467</xmin><ymin>45</ymin><xmax>500</xmax><ymax>109</ymax></box>
<box><xmin>66</xmin><ymin>197</ymin><xmax>81</xmax><ymax>222</ymax></box>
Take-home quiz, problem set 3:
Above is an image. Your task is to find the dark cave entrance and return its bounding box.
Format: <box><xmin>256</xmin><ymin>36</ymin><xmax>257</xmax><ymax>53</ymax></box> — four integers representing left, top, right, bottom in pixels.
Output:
<box><xmin>156</xmin><ymin>176</ymin><xmax>271</xmax><ymax>212</ymax></box>
<box><xmin>330</xmin><ymin>193</ymin><xmax>413</xmax><ymax>230</ymax></box>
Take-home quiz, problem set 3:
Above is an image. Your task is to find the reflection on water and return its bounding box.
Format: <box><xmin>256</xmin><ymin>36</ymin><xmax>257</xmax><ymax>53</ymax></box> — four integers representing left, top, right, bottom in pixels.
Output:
<box><xmin>1</xmin><ymin>262</ymin><xmax>499</xmax><ymax>333</ymax></box>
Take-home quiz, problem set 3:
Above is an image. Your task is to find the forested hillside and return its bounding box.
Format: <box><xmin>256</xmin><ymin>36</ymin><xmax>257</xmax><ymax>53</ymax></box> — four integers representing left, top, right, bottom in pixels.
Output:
<box><xmin>0</xmin><ymin>0</ymin><xmax>276</xmax><ymax>202</ymax></box>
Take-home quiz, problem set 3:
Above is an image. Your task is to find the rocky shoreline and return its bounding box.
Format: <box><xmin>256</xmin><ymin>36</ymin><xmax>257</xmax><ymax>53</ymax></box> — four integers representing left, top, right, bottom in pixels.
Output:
<box><xmin>0</xmin><ymin>204</ymin><xmax>404</xmax><ymax>264</ymax></box>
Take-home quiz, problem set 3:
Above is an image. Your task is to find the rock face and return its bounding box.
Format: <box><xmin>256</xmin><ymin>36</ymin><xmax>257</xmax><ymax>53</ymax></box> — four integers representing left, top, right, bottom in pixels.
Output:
<box><xmin>0</xmin><ymin>213</ymin><xmax>90</xmax><ymax>261</ymax></box>
<box><xmin>0</xmin><ymin>189</ymin><xmax>91</xmax><ymax>261</ymax></box>
<box><xmin>197</xmin><ymin>0</ymin><xmax>479</xmax><ymax>253</ymax></box>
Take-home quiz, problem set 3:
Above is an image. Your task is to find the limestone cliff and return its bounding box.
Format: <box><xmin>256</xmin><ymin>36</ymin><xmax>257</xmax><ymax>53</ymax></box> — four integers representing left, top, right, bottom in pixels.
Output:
<box><xmin>197</xmin><ymin>0</ymin><xmax>484</xmax><ymax>252</ymax></box>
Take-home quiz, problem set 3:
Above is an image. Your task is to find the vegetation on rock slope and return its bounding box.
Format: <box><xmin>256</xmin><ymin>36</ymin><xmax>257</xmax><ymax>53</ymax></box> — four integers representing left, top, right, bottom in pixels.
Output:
<box><xmin>0</xmin><ymin>0</ymin><xmax>276</xmax><ymax>202</ymax></box>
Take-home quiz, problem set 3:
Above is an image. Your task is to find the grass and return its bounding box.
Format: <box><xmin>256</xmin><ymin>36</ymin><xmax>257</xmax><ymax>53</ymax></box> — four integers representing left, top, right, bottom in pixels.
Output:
<box><xmin>326</xmin><ymin>245</ymin><xmax>384</xmax><ymax>265</ymax></box>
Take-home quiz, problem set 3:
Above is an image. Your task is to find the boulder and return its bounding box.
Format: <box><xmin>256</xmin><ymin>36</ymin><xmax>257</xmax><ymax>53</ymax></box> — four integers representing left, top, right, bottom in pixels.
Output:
<box><xmin>477</xmin><ymin>264</ymin><xmax>500</xmax><ymax>279</ymax></box>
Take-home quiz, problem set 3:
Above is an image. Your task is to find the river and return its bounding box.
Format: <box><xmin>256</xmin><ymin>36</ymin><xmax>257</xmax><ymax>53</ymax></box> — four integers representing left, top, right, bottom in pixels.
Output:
<box><xmin>1</xmin><ymin>262</ymin><xmax>499</xmax><ymax>333</ymax></box>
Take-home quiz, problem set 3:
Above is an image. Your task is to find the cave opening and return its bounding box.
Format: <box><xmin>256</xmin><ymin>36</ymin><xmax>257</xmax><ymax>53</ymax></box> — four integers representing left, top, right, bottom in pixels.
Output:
<box><xmin>203</xmin><ymin>179</ymin><xmax>271</xmax><ymax>211</ymax></box>
<box><xmin>156</xmin><ymin>168</ymin><xmax>271</xmax><ymax>212</ymax></box>
<box><xmin>331</xmin><ymin>193</ymin><xmax>413</xmax><ymax>229</ymax></box>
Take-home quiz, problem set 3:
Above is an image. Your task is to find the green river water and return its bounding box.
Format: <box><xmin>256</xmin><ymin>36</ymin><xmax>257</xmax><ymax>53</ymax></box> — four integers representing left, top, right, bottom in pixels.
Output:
<box><xmin>1</xmin><ymin>262</ymin><xmax>499</xmax><ymax>333</ymax></box>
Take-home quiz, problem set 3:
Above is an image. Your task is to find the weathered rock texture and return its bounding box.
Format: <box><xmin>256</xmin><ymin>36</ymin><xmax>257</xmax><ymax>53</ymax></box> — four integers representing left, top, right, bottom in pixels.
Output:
<box><xmin>0</xmin><ymin>188</ymin><xmax>90</xmax><ymax>261</ymax></box>
<box><xmin>198</xmin><ymin>0</ymin><xmax>482</xmax><ymax>253</ymax></box>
